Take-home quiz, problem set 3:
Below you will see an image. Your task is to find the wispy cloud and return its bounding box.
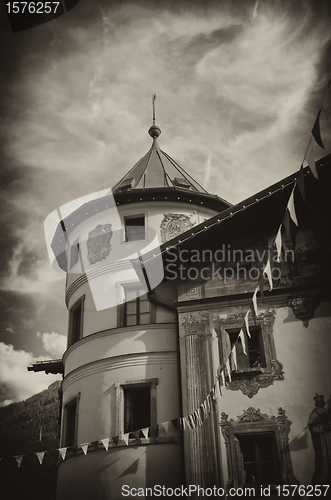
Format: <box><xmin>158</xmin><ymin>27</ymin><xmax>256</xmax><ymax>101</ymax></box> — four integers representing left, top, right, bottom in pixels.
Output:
<box><xmin>36</xmin><ymin>331</ymin><xmax>67</xmax><ymax>358</ymax></box>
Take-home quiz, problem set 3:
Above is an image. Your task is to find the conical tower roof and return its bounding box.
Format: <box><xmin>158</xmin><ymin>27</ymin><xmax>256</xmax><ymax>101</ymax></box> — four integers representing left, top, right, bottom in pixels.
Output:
<box><xmin>112</xmin><ymin>125</ymin><xmax>208</xmax><ymax>194</ymax></box>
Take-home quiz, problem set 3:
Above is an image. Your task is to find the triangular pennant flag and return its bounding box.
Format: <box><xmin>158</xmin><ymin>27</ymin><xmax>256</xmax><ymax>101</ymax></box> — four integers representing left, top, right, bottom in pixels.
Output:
<box><xmin>170</xmin><ymin>419</ymin><xmax>180</xmax><ymax>431</ymax></box>
<box><xmin>297</xmin><ymin>165</ymin><xmax>306</xmax><ymax>202</ymax></box>
<box><xmin>141</xmin><ymin>427</ymin><xmax>149</xmax><ymax>439</ymax></box>
<box><xmin>15</xmin><ymin>455</ymin><xmax>24</xmax><ymax>468</ymax></box>
<box><xmin>239</xmin><ymin>329</ymin><xmax>247</xmax><ymax>355</ymax></box>
<box><xmin>81</xmin><ymin>443</ymin><xmax>89</xmax><ymax>456</ymax></box>
<box><xmin>59</xmin><ymin>448</ymin><xmax>67</xmax><ymax>460</ymax></box>
<box><xmin>282</xmin><ymin>210</ymin><xmax>291</xmax><ymax>241</ymax></box>
<box><xmin>221</xmin><ymin>368</ymin><xmax>226</xmax><ymax>387</ymax></box>
<box><xmin>163</xmin><ymin>420</ymin><xmax>179</xmax><ymax>435</ymax></box>
<box><xmin>305</xmin><ymin>140</ymin><xmax>319</xmax><ymax>179</ymax></box>
<box><xmin>188</xmin><ymin>414</ymin><xmax>196</xmax><ymax>429</ymax></box>
<box><xmin>122</xmin><ymin>433</ymin><xmax>130</xmax><ymax>445</ymax></box>
<box><xmin>258</xmin><ymin>271</ymin><xmax>265</xmax><ymax>300</ymax></box>
<box><xmin>275</xmin><ymin>225</ymin><xmax>282</xmax><ymax>263</ymax></box>
<box><xmin>36</xmin><ymin>451</ymin><xmax>46</xmax><ymax>465</ymax></box>
<box><xmin>111</xmin><ymin>436</ymin><xmax>119</xmax><ymax>445</ymax></box>
<box><xmin>226</xmin><ymin>359</ymin><xmax>232</xmax><ymax>382</ymax></box>
<box><xmin>158</xmin><ymin>422</ymin><xmax>168</xmax><ymax>436</ymax></box>
<box><xmin>263</xmin><ymin>259</ymin><xmax>273</xmax><ymax>290</ymax></box>
<box><xmin>196</xmin><ymin>407</ymin><xmax>203</xmax><ymax>426</ymax></box>
<box><xmin>252</xmin><ymin>287</ymin><xmax>258</xmax><ymax>317</ymax></box>
<box><xmin>287</xmin><ymin>187</ymin><xmax>298</xmax><ymax>226</ymax></box>
<box><xmin>232</xmin><ymin>344</ymin><xmax>238</xmax><ymax>370</ymax></box>
<box><xmin>101</xmin><ymin>438</ymin><xmax>109</xmax><ymax>451</ymax></box>
<box><xmin>218</xmin><ymin>377</ymin><xmax>222</xmax><ymax>396</ymax></box>
<box><xmin>211</xmin><ymin>386</ymin><xmax>217</xmax><ymax>403</ymax></box>
<box><xmin>202</xmin><ymin>400</ymin><xmax>208</xmax><ymax>418</ymax></box>
<box><xmin>244</xmin><ymin>312</ymin><xmax>251</xmax><ymax>338</ymax></box>
<box><xmin>91</xmin><ymin>441</ymin><xmax>99</xmax><ymax>452</ymax></box>
<box><xmin>183</xmin><ymin>416</ymin><xmax>192</xmax><ymax>429</ymax></box>
<box><xmin>311</xmin><ymin>110</ymin><xmax>325</xmax><ymax>149</ymax></box>
<box><xmin>208</xmin><ymin>393</ymin><xmax>213</xmax><ymax>411</ymax></box>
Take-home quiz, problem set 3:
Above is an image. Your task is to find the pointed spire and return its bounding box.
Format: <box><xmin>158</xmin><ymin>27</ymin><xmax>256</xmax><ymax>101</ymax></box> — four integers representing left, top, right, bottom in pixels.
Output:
<box><xmin>148</xmin><ymin>93</ymin><xmax>161</xmax><ymax>143</ymax></box>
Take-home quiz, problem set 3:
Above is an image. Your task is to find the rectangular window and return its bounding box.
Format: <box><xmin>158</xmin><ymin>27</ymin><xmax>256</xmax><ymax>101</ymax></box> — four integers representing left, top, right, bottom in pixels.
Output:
<box><xmin>62</xmin><ymin>394</ymin><xmax>80</xmax><ymax>448</ymax></box>
<box><xmin>124</xmin><ymin>215</ymin><xmax>145</xmax><ymax>242</ymax></box>
<box><xmin>68</xmin><ymin>296</ymin><xmax>84</xmax><ymax>347</ymax></box>
<box><xmin>227</xmin><ymin>326</ymin><xmax>266</xmax><ymax>371</ymax></box>
<box><xmin>125</xmin><ymin>288</ymin><xmax>150</xmax><ymax>326</ymax></box>
<box><xmin>124</xmin><ymin>386</ymin><xmax>151</xmax><ymax>433</ymax></box>
<box><xmin>115</xmin><ymin>379</ymin><xmax>158</xmax><ymax>437</ymax></box>
<box><xmin>237</xmin><ymin>433</ymin><xmax>281</xmax><ymax>486</ymax></box>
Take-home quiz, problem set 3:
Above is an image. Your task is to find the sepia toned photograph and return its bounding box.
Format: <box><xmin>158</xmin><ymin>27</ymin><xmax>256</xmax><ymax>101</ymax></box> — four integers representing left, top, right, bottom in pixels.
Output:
<box><xmin>0</xmin><ymin>1</ymin><xmax>331</xmax><ymax>498</ymax></box>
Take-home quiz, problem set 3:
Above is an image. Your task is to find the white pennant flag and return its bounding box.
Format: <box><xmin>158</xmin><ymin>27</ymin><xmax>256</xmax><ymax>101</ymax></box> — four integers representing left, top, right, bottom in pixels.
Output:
<box><xmin>122</xmin><ymin>433</ymin><xmax>130</xmax><ymax>445</ymax></box>
<box><xmin>244</xmin><ymin>312</ymin><xmax>251</xmax><ymax>338</ymax></box>
<box><xmin>15</xmin><ymin>455</ymin><xmax>24</xmax><ymax>468</ymax></box>
<box><xmin>226</xmin><ymin>359</ymin><xmax>232</xmax><ymax>382</ymax></box>
<box><xmin>215</xmin><ymin>378</ymin><xmax>221</xmax><ymax>399</ymax></box>
<box><xmin>141</xmin><ymin>427</ymin><xmax>149</xmax><ymax>439</ymax></box>
<box><xmin>232</xmin><ymin>344</ymin><xmax>238</xmax><ymax>370</ymax></box>
<box><xmin>36</xmin><ymin>451</ymin><xmax>46</xmax><ymax>465</ymax></box>
<box><xmin>59</xmin><ymin>448</ymin><xmax>67</xmax><ymax>461</ymax></box>
<box><xmin>81</xmin><ymin>444</ymin><xmax>89</xmax><ymax>456</ymax></box>
<box><xmin>263</xmin><ymin>259</ymin><xmax>273</xmax><ymax>290</ymax></box>
<box><xmin>101</xmin><ymin>438</ymin><xmax>110</xmax><ymax>451</ymax></box>
<box><xmin>287</xmin><ymin>187</ymin><xmax>298</xmax><ymax>226</ymax></box>
<box><xmin>221</xmin><ymin>368</ymin><xmax>226</xmax><ymax>386</ymax></box>
<box><xmin>275</xmin><ymin>226</ymin><xmax>282</xmax><ymax>263</ymax></box>
<box><xmin>239</xmin><ymin>329</ymin><xmax>247</xmax><ymax>355</ymax></box>
<box><xmin>305</xmin><ymin>140</ymin><xmax>319</xmax><ymax>179</ymax></box>
<box><xmin>252</xmin><ymin>287</ymin><xmax>258</xmax><ymax>317</ymax></box>
<box><xmin>158</xmin><ymin>422</ymin><xmax>168</xmax><ymax>437</ymax></box>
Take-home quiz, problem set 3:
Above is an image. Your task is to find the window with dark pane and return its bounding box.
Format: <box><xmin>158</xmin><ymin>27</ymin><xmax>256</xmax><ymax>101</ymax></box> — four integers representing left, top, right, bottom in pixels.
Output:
<box><xmin>237</xmin><ymin>433</ymin><xmax>281</xmax><ymax>486</ymax></box>
<box><xmin>124</xmin><ymin>216</ymin><xmax>145</xmax><ymax>242</ymax></box>
<box><xmin>227</xmin><ymin>326</ymin><xmax>266</xmax><ymax>371</ymax></box>
<box><xmin>64</xmin><ymin>399</ymin><xmax>77</xmax><ymax>447</ymax></box>
<box><xmin>68</xmin><ymin>298</ymin><xmax>84</xmax><ymax>347</ymax></box>
<box><xmin>123</xmin><ymin>386</ymin><xmax>151</xmax><ymax>434</ymax></box>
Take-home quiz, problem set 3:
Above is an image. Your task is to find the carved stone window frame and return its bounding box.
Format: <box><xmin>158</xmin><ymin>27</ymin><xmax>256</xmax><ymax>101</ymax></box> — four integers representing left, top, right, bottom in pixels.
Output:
<box><xmin>115</xmin><ymin>378</ymin><xmax>158</xmax><ymax>437</ymax></box>
<box><xmin>213</xmin><ymin>308</ymin><xmax>283</xmax><ymax>398</ymax></box>
<box><xmin>220</xmin><ymin>407</ymin><xmax>298</xmax><ymax>491</ymax></box>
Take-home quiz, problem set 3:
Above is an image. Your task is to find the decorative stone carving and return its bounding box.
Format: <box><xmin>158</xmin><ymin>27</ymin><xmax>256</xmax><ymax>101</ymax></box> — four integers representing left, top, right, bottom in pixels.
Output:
<box><xmin>288</xmin><ymin>293</ymin><xmax>320</xmax><ymax>327</ymax></box>
<box><xmin>86</xmin><ymin>224</ymin><xmax>112</xmax><ymax>265</ymax></box>
<box><xmin>160</xmin><ymin>213</ymin><xmax>193</xmax><ymax>243</ymax></box>
<box><xmin>179</xmin><ymin>312</ymin><xmax>208</xmax><ymax>336</ymax></box>
<box><xmin>226</xmin><ymin>360</ymin><xmax>284</xmax><ymax>398</ymax></box>
<box><xmin>219</xmin><ymin>406</ymin><xmax>298</xmax><ymax>489</ymax></box>
<box><xmin>307</xmin><ymin>394</ymin><xmax>331</xmax><ymax>484</ymax></box>
<box><xmin>214</xmin><ymin>307</ymin><xmax>283</xmax><ymax>397</ymax></box>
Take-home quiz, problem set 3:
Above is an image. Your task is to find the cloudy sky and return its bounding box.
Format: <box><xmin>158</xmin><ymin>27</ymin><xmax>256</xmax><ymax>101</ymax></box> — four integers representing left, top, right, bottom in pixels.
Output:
<box><xmin>0</xmin><ymin>0</ymin><xmax>330</xmax><ymax>405</ymax></box>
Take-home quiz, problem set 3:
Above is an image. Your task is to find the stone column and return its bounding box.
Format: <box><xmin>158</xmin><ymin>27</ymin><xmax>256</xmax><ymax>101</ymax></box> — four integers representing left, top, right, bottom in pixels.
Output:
<box><xmin>178</xmin><ymin>311</ymin><xmax>221</xmax><ymax>494</ymax></box>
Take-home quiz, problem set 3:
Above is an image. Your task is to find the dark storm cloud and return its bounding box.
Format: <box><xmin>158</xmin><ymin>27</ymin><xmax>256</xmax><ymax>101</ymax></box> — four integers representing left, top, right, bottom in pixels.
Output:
<box><xmin>0</xmin><ymin>290</ymin><xmax>37</xmax><ymax>338</ymax></box>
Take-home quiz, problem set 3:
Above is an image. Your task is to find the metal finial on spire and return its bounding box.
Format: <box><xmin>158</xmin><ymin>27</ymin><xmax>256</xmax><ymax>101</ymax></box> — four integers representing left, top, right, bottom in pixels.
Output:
<box><xmin>148</xmin><ymin>93</ymin><xmax>161</xmax><ymax>138</ymax></box>
<box><xmin>152</xmin><ymin>93</ymin><xmax>156</xmax><ymax>125</ymax></box>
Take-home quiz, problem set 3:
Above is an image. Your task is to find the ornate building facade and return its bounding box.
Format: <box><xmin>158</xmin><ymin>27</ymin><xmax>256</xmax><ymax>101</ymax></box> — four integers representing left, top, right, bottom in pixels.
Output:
<box><xmin>35</xmin><ymin>122</ymin><xmax>331</xmax><ymax>498</ymax></box>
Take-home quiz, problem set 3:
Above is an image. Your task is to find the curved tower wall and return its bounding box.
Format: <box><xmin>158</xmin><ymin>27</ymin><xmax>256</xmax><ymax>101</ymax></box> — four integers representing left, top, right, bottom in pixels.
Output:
<box><xmin>57</xmin><ymin>197</ymin><xmax>220</xmax><ymax>499</ymax></box>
